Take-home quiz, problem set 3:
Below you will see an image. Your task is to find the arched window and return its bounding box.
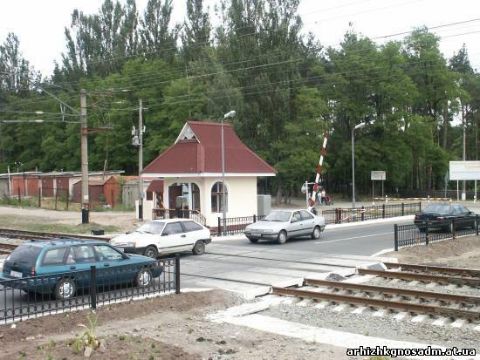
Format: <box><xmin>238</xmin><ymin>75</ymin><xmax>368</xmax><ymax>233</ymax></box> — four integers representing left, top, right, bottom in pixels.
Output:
<box><xmin>211</xmin><ymin>182</ymin><xmax>228</xmax><ymax>213</ymax></box>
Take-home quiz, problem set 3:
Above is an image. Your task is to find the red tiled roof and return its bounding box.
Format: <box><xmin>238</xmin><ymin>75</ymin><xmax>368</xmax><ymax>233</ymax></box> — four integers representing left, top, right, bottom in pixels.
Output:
<box><xmin>143</xmin><ymin>121</ymin><xmax>275</xmax><ymax>175</ymax></box>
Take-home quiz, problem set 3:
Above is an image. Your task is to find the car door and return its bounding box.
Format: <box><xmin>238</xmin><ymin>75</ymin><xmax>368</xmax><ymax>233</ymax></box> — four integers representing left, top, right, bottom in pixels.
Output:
<box><xmin>181</xmin><ymin>221</ymin><xmax>206</xmax><ymax>249</ymax></box>
<box><xmin>38</xmin><ymin>247</ymin><xmax>69</xmax><ymax>276</ymax></box>
<box><xmin>287</xmin><ymin>211</ymin><xmax>304</xmax><ymax>238</ymax></box>
<box><xmin>69</xmin><ymin>244</ymin><xmax>97</xmax><ymax>288</ymax></box>
<box><xmin>299</xmin><ymin>210</ymin><xmax>315</xmax><ymax>234</ymax></box>
<box><xmin>158</xmin><ymin>222</ymin><xmax>187</xmax><ymax>254</ymax></box>
<box><xmin>453</xmin><ymin>205</ymin><xmax>473</xmax><ymax>228</ymax></box>
<box><xmin>93</xmin><ymin>244</ymin><xmax>129</xmax><ymax>285</ymax></box>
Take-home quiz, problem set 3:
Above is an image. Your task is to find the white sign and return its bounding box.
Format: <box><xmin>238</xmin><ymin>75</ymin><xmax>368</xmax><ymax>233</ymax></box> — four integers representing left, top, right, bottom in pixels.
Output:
<box><xmin>449</xmin><ymin>161</ymin><xmax>480</xmax><ymax>180</ymax></box>
<box><xmin>371</xmin><ymin>171</ymin><xmax>386</xmax><ymax>181</ymax></box>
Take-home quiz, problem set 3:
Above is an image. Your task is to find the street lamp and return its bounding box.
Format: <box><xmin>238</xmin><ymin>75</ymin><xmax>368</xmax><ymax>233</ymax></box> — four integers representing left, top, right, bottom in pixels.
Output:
<box><xmin>352</xmin><ymin>122</ymin><xmax>366</xmax><ymax>209</ymax></box>
<box><xmin>221</xmin><ymin>110</ymin><xmax>236</xmax><ymax>234</ymax></box>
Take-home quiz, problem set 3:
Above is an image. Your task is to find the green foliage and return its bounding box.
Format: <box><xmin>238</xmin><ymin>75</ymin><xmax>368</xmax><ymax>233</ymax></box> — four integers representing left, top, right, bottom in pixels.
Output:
<box><xmin>69</xmin><ymin>312</ymin><xmax>100</xmax><ymax>355</ymax></box>
<box><xmin>1</xmin><ymin>0</ymin><xmax>479</xmax><ymax>200</ymax></box>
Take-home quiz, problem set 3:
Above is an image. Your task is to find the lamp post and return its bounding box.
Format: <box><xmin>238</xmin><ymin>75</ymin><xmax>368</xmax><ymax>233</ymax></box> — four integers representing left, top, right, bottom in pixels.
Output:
<box><xmin>221</xmin><ymin>110</ymin><xmax>236</xmax><ymax>234</ymax></box>
<box><xmin>352</xmin><ymin>122</ymin><xmax>366</xmax><ymax>209</ymax></box>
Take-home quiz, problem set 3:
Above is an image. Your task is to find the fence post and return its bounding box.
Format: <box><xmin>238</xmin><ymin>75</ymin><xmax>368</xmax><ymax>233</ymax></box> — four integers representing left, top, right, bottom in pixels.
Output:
<box><xmin>425</xmin><ymin>221</ymin><xmax>429</xmax><ymax>246</ymax></box>
<box><xmin>382</xmin><ymin>204</ymin><xmax>386</xmax><ymax>219</ymax></box>
<box><xmin>394</xmin><ymin>224</ymin><xmax>398</xmax><ymax>251</ymax></box>
<box><xmin>90</xmin><ymin>266</ymin><xmax>97</xmax><ymax>310</ymax></box>
<box><xmin>401</xmin><ymin>203</ymin><xmax>404</xmax><ymax>216</ymax></box>
<box><xmin>217</xmin><ymin>217</ymin><xmax>221</xmax><ymax>236</ymax></box>
<box><xmin>175</xmin><ymin>254</ymin><xmax>181</xmax><ymax>294</ymax></box>
<box><xmin>452</xmin><ymin>219</ymin><xmax>456</xmax><ymax>240</ymax></box>
<box><xmin>253</xmin><ymin>214</ymin><xmax>257</xmax><ymax>223</ymax></box>
<box><xmin>361</xmin><ymin>206</ymin><xmax>365</xmax><ymax>221</ymax></box>
<box><xmin>38</xmin><ymin>187</ymin><xmax>41</xmax><ymax>208</ymax></box>
<box><xmin>476</xmin><ymin>215</ymin><xmax>479</xmax><ymax>236</ymax></box>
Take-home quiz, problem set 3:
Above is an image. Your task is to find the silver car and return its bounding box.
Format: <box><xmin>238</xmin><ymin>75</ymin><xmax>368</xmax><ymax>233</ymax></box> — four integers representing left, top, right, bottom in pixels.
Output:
<box><xmin>244</xmin><ymin>209</ymin><xmax>326</xmax><ymax>244</ymax></box>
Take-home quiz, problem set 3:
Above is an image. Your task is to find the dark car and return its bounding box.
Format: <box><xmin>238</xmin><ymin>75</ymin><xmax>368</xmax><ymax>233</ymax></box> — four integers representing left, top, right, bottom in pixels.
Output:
<box><xmin>0</xmin><ymin>239</ymin><xmax>162</xmax><ymax>300</ymax></box>
<box><xmin>414</xmin><ymin>203</ymin><xmax>477</xmax><ymax>232</ymax></box>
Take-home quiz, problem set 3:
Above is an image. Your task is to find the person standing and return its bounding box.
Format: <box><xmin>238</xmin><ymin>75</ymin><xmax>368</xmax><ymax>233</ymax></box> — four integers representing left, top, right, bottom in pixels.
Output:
<box><xmin>321</xmin><ymin>188</ymin><xmax>326</xmax><ymax>205</ymax></box>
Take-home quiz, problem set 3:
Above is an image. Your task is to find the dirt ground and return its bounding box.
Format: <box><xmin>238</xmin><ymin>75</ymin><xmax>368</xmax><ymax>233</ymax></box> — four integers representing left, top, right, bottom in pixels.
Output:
<box><xmin>0</xmin><ymin>205</ymin><xmax>138</xmax><ymax>233</ymax></box>
<box><xmin>384</xmin><ymin>235</ymin><xmax>480</xmax><ymax>268</ymax></box>
<box><xmin>0</xmin><ymin>290</ymin><xmax>346</xmax><ymax>360</ymax></box>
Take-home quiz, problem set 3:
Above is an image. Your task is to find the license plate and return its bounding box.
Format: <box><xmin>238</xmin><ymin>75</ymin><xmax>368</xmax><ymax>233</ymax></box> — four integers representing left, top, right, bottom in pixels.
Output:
<box><xmin>252</xmin><ymin>233</ymin><xmax>260</xmax><ymax>237</ymax></box>
<box><xmin>10</xmin><ymin>270</ymin><xmax>23</xmax><ymax>278</ymax></box>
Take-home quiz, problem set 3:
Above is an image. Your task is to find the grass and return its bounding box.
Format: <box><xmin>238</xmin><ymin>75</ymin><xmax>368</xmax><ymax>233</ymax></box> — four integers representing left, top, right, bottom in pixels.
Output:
<box><xmin>0</xmin><ymin>215</ymin><xmax>119</xmax><ymax>234</ymax></box>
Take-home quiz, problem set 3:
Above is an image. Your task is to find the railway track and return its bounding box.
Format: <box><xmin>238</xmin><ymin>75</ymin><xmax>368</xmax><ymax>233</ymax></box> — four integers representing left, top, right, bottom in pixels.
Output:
<box><xmin>358</xmin><ymin>268</ymin><xmax>480</xmax><ymax>287</ymax></box>
<box><xmin>271</xmin><ymin>263</ymin><xmax>480</xmax><ymax>323</ymax></box>
<box><xmin>0</xmin><ymin>229</ymin><xmax>111</xmax><ymax>254</ymax></box>
<box><xmin>383</xmin><ymin>262</ymin><xmax>480</xmax><ymax>278</ymax></box>
<box><xmin>0</xmin><ymin>228</ymin><xmax>111</xmax><ymax>242</ymax></box>
<box><xmin>0</xmin><ymin>243</ymin><xmax>17</xmax><ymax>255</ymax></box>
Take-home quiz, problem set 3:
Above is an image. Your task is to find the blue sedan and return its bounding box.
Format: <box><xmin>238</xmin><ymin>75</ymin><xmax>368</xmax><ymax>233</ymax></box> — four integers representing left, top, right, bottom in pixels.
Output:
<box><xmin>0</xmin><ymin>239</ymin><xmax>163</xmax><ymax>300</ymax></box>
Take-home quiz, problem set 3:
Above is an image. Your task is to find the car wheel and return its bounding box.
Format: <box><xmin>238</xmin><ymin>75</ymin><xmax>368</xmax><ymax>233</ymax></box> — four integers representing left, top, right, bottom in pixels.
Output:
<box><xmin>144</xmin><ymin>245</ymin><xmax>158</xmax><ymax>259</ymax></box>
<box><xmin>136</xmin><ymin>268</ymin><xmax>152</xmax><ymax>287</ymax></box>
<box><xmin>311</xmin><ymin>226</ymin><xmax>321</xmax><ymax>239</ymax></box>
<box><xmin>54</xmin><ymin>278</ymin><xmax>76</xmax><ymax>300</ymax></box>
<box><xmin>277</xmin><ymin>230</ymin><xmax>287</xmax><ymax>244</ymax></box>
<box><xmin>192</xmin><ymin>241</ymin><xmax>205</xmax><ymax>255</ymax></box>
<box><xmin>247</xmin><ymin>237</ymin><xmax>259</xmax><ymax>243</ymax></box>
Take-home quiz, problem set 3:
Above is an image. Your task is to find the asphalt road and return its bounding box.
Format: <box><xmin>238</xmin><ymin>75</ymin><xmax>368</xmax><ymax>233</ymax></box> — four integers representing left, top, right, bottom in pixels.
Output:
<box><xmin>0</xmin><ymin>218</ymin><xmax>414</xmax><ymax>321</ymax></box>
<box><xmin>215</xmin><ymin>217</ymin><xmax>413</xmax><ymax>256</ymax></box>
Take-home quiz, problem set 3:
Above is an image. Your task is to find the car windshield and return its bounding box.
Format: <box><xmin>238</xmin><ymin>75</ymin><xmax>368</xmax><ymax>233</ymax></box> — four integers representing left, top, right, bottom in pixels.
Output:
<box><xmin>136</xmin><ymin>221</ymin><xmax>165</xmax><ymax>234</ymax></box>
<box><xmin>264</xmin><ymin>211</ymin><xmax>291</xmax><ymax>222</ymax></box>
<box><xmin>423</xmin><ymin>204</ymin><xmax>451</xmax><ymax>215</ymax></box>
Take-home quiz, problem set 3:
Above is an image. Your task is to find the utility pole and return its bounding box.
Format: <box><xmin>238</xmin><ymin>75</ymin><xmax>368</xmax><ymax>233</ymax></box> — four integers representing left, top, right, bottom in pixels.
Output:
<box><xmin>138</xmin><ymin>99</ymin><xmax>144</xmax><ymax>220</ymax></box>
<box><xmin>462</xmin><ymin>106</ymin><xmax>466</xmax><ymax>201</ymax></box>
<box><xmin>80</xmin><ymin>89</ymin><xmax>89</xmax><ymax>224</ymax></box>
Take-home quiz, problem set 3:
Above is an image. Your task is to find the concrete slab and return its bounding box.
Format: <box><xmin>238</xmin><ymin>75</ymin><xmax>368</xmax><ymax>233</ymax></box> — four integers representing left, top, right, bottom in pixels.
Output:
<box><xmin>351</xmin><ymin>306</ymin><xmax>366</xmax><ymax>314</ymax></box>
<box><xmin>372</xmin><ymin>309</ymin><xmax>386</xmax><ymax>317</ymax></box>
<box><xmin>333</xmin><ymin>304</ymin><xmax>347</xmax><ymax>312</ymax></box>
<box><xmin>451</xmin><ymin>319</ymin><xmax>466</xmax><ymax>328</ymax></box>
<box><xmin>411</xmin><ymin>315</ymin><xmax>427</xmax><ymax>323</ymax></box>
<box><xmin>217</xmin><ymin>313</ymin><xmax>460</xmax><ymax>360</ymax></box>
<box><xmin>393</xmin><ymin>312</ymin><xmax>408</xmax><ymax>321</ymax></box>
<box><xmin>432</xmin><ymin>317</ymin><xmax>448</xmax><ymax>326</ymax></box>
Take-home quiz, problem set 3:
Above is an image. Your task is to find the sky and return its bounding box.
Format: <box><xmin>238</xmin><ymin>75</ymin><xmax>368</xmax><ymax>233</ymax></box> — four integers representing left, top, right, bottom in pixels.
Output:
<box><xmin>0</xmin><ymin>0</ymin><xmax>479</xmax><ymax>76</ymax></box>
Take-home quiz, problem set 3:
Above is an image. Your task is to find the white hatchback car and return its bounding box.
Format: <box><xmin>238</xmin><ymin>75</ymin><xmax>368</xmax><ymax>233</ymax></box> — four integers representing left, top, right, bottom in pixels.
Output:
<box><xmin>110</xmin><ymin>219</ymin><xmax>211</xmax><ymax>258</ymax></box>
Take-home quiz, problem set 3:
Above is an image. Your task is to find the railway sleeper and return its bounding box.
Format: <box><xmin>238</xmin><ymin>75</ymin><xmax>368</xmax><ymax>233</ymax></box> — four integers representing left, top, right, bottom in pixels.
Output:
<box><xmin>272</xmin><ymin>286</ymin><xmax>480</xmax><ymax>322</ymax></box>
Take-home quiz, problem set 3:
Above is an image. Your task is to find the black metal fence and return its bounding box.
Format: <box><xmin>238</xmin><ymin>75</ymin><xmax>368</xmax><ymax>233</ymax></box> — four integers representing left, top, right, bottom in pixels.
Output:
<box><xmin>212</xmin><ymin>214</ymin><xmax>266</xmax><ymax>236</ymax></box>
<box><xmin>321</xmin><ymin>202</ymin><xmax>421</xmax><ymax>225</ymax></box>
<box><xmin>394</xmin><ymin>216</ymin><xmax>480</xmax><ymax>250</ymax></box>
<box><xmin>153</xmin><ymin>208</ymin><xmax>207</xmax><ymax>226</ymax></box>
<box><xmin>0</xmin><ymin>257</ymin><xmax>179</xmax><ymax>325</ymax></box>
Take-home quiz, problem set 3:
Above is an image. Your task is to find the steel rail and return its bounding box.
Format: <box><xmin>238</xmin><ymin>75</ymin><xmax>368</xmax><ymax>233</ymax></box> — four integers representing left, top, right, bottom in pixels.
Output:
<box><xmin>383</xmin><ymin>262</ymin><xmax>480</xmax><ymax>278</ymax></box>
<box><xmin>271</xmin><ymin>286</ymin><xmax>480</xmax><ymax>321</ymax></box>
<box><xmin>0</xmin><ymin>228</ymin><xmax>110</xmax><ymax>241</ymax></box>
<box><xmin>0</xmin><ymin>243</ymin><xmax>17</xmax><ymax>254</ymax></box>
<box><xmin>205</xmin><ymin>251</ymin><xmax>353</xmax><ymax>269</ymax></box>
<box><xmin>304</xmin><ymin>278</ymin><xmax>480</xmax><ymax>304</ymax></box>
<box><xmin>357</xmin><ymin>268</ymin><xmax>480</xmax><ymax>287</ymax></box>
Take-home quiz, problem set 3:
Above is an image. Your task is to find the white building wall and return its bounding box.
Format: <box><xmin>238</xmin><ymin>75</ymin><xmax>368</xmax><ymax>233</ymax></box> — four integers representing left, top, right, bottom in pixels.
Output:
<box><xmin>203</xmin><ymin>176</ymin><xmax>257</xmax><ymax>227</ymax></box>
<box><xmin>162</xmin><ymin>176</ymin><xmax>258</xmax><ymax>227</ymax></box>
